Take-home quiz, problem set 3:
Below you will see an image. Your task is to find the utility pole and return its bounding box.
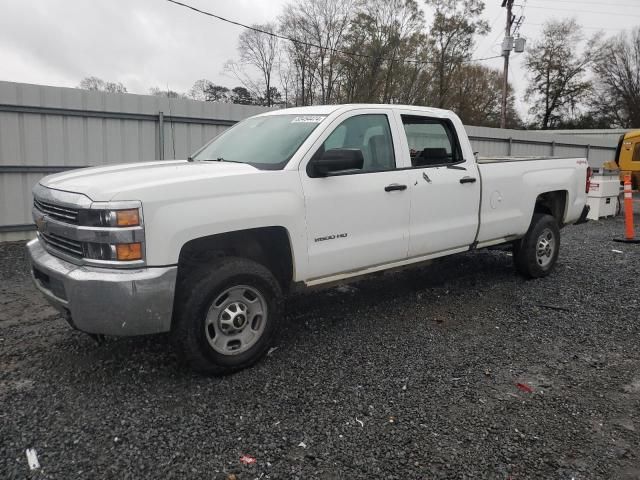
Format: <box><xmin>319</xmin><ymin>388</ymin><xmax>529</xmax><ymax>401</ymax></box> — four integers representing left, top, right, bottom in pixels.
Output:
<box><xmin>500</xmin><ymin>0</ymin><xmax>514</xmax><ymax>129</ymax></box>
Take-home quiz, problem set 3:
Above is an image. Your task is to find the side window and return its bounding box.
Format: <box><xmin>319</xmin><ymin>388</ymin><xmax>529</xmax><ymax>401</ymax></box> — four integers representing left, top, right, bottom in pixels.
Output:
<box><xmin>401</xmin><ymin>115</ymin><xmax>462</xmax><ymax>167</ymax></box>
<box><xmin>633</xmin><ymin>143</ymin><xmax>640</xmax><ymax>162</ymax></box>
<box><xmin>315</xmin><ymin>114</ymin><xmax>395</xmax><ymax>172</ymax></box>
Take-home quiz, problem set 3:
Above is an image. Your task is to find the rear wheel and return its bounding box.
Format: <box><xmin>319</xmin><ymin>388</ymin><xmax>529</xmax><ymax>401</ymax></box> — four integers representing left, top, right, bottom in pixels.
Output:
<box><xmin>172</xmin><ymin>257</ymin><xmax>283</xmax><ymax>375</ymax></box>
<box><xmin>513</xmin><ymin>213</ymin><xmax>560</xmax><ymax>278</ymax></box>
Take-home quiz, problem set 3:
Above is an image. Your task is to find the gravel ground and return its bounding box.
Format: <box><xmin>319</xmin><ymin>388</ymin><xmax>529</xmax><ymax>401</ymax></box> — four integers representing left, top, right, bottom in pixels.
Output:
<box><xmin>1</xmin><ymin>209</ymin><xmax>640</xmax><ymax>479</ymax></box>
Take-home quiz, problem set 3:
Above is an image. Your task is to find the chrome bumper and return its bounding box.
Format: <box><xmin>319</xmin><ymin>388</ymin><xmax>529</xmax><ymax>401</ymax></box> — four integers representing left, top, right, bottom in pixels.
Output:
<box><xmin>27</xmin><ymin>238</ymin><xmax>177</xmax><ymax>336</ymax></box>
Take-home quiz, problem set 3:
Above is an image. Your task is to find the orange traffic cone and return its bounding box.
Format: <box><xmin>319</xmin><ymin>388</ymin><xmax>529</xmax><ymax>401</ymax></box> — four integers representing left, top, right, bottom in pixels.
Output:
<box><xmin>614</xmin><ymin>173</ymin><xmax>640</xmax><ymax>244</ymax></box>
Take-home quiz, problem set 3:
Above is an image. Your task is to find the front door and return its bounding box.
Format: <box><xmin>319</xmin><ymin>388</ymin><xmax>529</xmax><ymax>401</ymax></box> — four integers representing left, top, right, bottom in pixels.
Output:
<box><xmin>395</xmin><ymin>112</ymin><xmax>481</xmax><ymax>257</ymax></box>
<box><xmin>300</xmin><ymin>110</ymin><xmax>410</xmax><ymax>280</ymax></box>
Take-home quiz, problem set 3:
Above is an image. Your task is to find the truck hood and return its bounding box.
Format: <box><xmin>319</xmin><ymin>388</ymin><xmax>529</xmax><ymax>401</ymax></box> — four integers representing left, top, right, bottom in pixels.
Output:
<box><xmin>40</xmin><ymin>160</ymin><xmax>260</xmax><ymax>201</ymax></box>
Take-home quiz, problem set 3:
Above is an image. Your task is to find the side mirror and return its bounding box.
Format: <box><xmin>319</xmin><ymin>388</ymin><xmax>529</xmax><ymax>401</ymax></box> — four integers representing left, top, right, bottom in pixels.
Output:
<box><xmin>309</xmin><ymin>148</ymin><xmax>364</xmax><ymax>177</ymax></box>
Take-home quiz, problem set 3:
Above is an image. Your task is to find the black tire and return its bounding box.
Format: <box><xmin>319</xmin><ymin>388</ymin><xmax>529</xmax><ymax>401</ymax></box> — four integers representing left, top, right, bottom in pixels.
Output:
<box><xmin>172</xmin><ymin>256</ymin><xmax>283</xmax><ymax>375</ymax></box>
<box><xmin>513</xmin><ymin>213</ymin><xmax>560</xmax><ymax>278</ymax></box>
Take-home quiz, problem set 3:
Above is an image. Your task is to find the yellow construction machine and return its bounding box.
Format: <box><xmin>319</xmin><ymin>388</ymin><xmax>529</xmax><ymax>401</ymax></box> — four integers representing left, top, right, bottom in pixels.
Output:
<box><xmin>604</xmin><ymin>131</ymin><xmax>640</xmax><ymax>189</ymax></box>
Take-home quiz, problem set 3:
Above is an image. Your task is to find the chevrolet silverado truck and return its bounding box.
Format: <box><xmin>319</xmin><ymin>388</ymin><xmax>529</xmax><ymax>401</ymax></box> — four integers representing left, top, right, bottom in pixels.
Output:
<box><xmin>27</xmin><ymin>104</ymin><xmax>590</xmax><ymax>374</ymax></box>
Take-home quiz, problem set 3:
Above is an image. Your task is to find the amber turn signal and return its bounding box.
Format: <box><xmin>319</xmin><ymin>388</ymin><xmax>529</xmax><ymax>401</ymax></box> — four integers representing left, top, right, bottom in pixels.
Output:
<box><xmin>116</xmin><ymin>243</ymin><xmax>142</xmax><ymax>261</ymax></box>
<box><xmin>116</xmin><ymin>209</ymin><xmax>140</xmax><ymax>227</ymax></box>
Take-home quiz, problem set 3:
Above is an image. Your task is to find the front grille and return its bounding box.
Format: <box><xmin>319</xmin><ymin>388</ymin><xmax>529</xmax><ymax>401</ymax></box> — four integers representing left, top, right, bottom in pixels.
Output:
<box><xmin>34</xmin><ymin>198</ymin><xmax>79</xmax><ymax>224</ymax></box>
<box><xmin>39</xmin><ymin>232</ymin><xmax>83</xmax><ymax>259</ymax></box>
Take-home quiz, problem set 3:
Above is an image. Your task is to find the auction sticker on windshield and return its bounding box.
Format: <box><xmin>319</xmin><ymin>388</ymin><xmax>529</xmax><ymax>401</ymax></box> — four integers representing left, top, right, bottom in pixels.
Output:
<box><xmin>291</xmin><ymin>116</ymin><xmax>325</xmax><ymax>123</ymax></box>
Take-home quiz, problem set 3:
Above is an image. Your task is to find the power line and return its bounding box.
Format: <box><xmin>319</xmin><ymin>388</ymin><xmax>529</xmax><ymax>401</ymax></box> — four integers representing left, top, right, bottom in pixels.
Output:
<box><xmin>523</xmin><ymin>4</ymin><xmax>640</xmax><ymax>19</ymax></box>
<box><xmin>528</xmin><ymin>0</ymin><xmax>639</xmax><ymax>7</ymax></box>
<box><xmin>512</xmin><ymin>0</ymin><xmax>527</xmax><ymax>37</ymax></box>
<box><xmin>524</xmin><ymin>22</ymin><xmax>630</xmax><ymax>32</ymax></box>
<box><xmin>471</xmin><ymin>10</ymin><xmax>504</xmax><ymax>58</ymax></box>
<box><xmin>166</xmin><ymin>0</ymin><xmax>502</xmax><ymax>66</ymax></box>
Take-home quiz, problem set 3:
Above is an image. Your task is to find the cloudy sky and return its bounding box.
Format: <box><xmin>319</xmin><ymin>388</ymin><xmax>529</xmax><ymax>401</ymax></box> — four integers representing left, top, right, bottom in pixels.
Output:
<box><xmin>1</xmin><ymin>0</ymin><xmax>638</xmax><ymax>118</ymax></box>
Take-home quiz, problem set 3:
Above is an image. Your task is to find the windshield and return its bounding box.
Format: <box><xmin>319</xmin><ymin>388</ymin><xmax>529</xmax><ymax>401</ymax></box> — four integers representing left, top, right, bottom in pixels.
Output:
<box><xmin>193</xmin><ymin>114</ymin><xmax>327</xmax><ymax>170</ymax></box>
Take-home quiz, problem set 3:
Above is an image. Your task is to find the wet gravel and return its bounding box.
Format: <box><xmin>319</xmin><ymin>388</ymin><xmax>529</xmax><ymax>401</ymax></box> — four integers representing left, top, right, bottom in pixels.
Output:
<box><xmin>1</xmin><ymin>212</ymin><xmax>640</xmax><ymax>479</ymax></box>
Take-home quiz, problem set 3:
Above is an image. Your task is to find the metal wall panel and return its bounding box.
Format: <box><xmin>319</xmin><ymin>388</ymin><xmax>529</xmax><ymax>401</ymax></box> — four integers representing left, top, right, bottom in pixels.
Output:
<box><xmin>468</xmin><ymin>138</ymin><xmax>509</xmax><ymax>157</ymax></box>
<box><xmin>465</xmin><ymin>125</ymin><xmax>618</xmax><ymax>167</ymax></box>
<box><xmin>0</xmin><ymin>80</ymin><xmax>620</xmax><ymax>241</ymax></box>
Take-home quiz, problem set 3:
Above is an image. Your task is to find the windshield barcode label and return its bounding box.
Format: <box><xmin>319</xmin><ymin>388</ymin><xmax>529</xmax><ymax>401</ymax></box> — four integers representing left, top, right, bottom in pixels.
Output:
<box><xmin>291</xmin><ymin>116</ymin><xmax>325</xmax><ymax>123</ymax></box>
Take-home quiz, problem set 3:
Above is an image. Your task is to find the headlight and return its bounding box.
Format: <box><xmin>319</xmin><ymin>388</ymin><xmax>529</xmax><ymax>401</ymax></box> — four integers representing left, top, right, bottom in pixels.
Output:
<box><xmin>79</xmin><ymin>208</ymin><xmax>141</xmax><ymax>228</ymax></box>
<box><xmin>116</xmin><ymin>242</ymin><xmax>143</xmax><ymax>260</ymax></box>
<box><xmin>84</xmin><ymin>242</ymin><xmax>143</xmax><ymax>261</ymax></box>
<box><xmin>78</xmin><ymin>203</ymin><xmax>145</xmax><ymax>263</ymax></box>
<box><xmin>116</xmin><ymin>209</ymin><xmax>140</xmax><ymax>227</ymax></box>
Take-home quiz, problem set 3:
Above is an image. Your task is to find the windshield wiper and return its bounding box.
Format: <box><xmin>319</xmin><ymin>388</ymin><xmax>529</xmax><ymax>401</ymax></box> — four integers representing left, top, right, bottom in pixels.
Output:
<box><xmin>197</xmin><ymin>157</ymin><xmax>247</xmax><ymax>164</ymax></box>
<box><xmin>216</xmin><ymin>157</ymin><xmax>245</xmax><ymax>164</ymax></box>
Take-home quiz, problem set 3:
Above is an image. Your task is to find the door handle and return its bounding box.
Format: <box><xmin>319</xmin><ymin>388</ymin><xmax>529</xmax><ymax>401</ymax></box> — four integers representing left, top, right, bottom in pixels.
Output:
<box><xmin>459</xmin><ymin>177</ymin><xmax>477</xmax><ymax>184</ymax></box>
<box><xmin>384</xmin><ymin>184</ymin><xmax>407</xmax><ymax>192</ymax></box>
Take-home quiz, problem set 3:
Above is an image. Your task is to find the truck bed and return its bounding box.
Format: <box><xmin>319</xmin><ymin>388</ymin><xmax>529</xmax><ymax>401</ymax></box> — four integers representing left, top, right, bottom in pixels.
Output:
<box><xmin>475</xmin><ymin>155</ymin><xmax>587</xmax><ymax>245</ymax></box>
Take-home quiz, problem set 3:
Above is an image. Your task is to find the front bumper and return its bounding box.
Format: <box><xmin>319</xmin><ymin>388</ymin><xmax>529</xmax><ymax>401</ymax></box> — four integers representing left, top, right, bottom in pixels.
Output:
<box><xmin>27</xmin><ymin>239</ymin><xmax>177</xmax><ymax>336</ymax></box>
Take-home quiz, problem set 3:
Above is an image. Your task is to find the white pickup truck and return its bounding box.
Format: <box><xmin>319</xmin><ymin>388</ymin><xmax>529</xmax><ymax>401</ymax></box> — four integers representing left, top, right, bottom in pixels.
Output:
<box><xmin>28</xmin><ymin>104</ymin><xmax>590</xmax><ymax>374</ymax></box>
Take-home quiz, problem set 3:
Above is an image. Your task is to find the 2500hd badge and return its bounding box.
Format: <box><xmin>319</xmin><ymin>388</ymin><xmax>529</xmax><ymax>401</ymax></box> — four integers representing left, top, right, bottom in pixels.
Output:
<box><xmin>314</xmin><ymin>233</ymin><xmax>348</xmax><ymax>243</ymax></box>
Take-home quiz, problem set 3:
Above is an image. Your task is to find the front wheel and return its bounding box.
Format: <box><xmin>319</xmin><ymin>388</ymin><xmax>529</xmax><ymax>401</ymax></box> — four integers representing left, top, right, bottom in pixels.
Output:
<box><xmin>513</xmin><ymin>213</ymin><xmax>560</xmax><ymax>278</ymax></box>
<box><xmin>172</xmin><ymin>257</ymin><xmax>283</xmax><ymax>375</ymax></box>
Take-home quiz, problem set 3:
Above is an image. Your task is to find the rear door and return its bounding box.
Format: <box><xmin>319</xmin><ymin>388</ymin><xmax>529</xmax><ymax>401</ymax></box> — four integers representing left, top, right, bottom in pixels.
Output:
<box><xmin>394</xmin><ymin>111</ymin><xmax>480</xmax><ymax>257</ymax></box>
<box><xmin>299</xmin><ymin>109</ymin><xmax>410</xmax><ymax>280</ymax></box>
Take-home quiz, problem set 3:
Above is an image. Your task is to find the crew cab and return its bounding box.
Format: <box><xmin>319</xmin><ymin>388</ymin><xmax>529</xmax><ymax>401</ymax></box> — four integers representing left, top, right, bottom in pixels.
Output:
<box><xmin>27</xmin><ymin>104</ymin><xmax>590</xmax><ymax>374</ymax></box>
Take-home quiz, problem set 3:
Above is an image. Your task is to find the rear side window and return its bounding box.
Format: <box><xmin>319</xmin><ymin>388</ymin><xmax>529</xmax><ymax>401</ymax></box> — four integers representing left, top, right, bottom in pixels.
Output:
<box><xmin>401</xmin><ymin>115</ymin><xmax>462</xmax><ymax>167</ymax></box>
<box><xmin>633</xmin><ymin>143</ymin><xmax>640</xmax><ymax>162</ymax></box>
<box><xmin>314</xmin><ymin>114</ymin><xmax>396</xmax><ymax>172</ymax></box>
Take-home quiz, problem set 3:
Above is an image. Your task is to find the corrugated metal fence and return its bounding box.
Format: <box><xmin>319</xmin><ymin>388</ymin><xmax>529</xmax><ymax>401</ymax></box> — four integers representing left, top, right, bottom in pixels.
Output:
<box><xmin>465</xmin><ymin>125</ymin><xmax>617</xmax><ymax>165</ymax></box>
<box><xmin>0</xmin><ymin>81</ymin><xmax>618</xmax><ymax>241</ymax></box>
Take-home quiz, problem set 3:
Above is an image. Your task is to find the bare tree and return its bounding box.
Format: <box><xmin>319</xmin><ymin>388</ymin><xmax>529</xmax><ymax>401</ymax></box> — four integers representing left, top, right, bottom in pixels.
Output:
<box><xmin>450</xmin><ymin>64</ymin><xmax>520</xmax><ymax>127</ymax></box>
<box><xmin>78</xmin><ymin>76</ymin><xmax>105</xmax><ymax>90</ymax></box>
<box><xmin>425</xmin><ymin>0</ymin><xmax>489</xmax><ymax>108</ymax></box>
<box><xmin>280</xmin><ymin>0</ymin><xmax>353</xmax><ymax>105</ymax></box>
<box><xmin>189</xmin><ymin>79</ymin><xmax>214</xmax><ymax>101</ymax></box>
<box><xmin>149</xmin><ymin>87</ymin><xmax>186</xmax><ymax>98</ymax></box>
<box><xmin>592</xmin><ymin>27</ymin><xmax>640</xmax><ymax>128</ymax></box>
<box><xmin>524</xmin><ymin>19</ymin><xmax>595</xmax><ymax>129</ymax></box>
<box><xmin>189</xmin><ymin>79</ymin><xmax>231</xmax><ymax>102</ymax></box>
<box><xmin>339</xmin><ymin>0</ymin><xmax>426</xmax><ymax>103</ymax></box>
<box><xmin>103</xmin><ymin>82</ymin><xmax>127</xmax><ymax>94</ymax></box>
<box><xmin>306</xmin><ymin>0</ymin><xmax>353</xmax><ymax>104</ymax></box>
<box><xmin>226</xmin><ymin>23</ymin><xmax>279</xmax><ymax>107</ymax></box>
<box><xmin>276</xmin><ymin>49</ymin><xmax>296</xmax><ymax>106</ymax></box>
<box><xmin>279</xmin><ymin>11</ymin><xmax>317</xmax><ymax>105</ymax></box>
<box><xmin>78</xmin><ymin>76</ymin><xmax>127</xmax><ymax>93</ymax></box>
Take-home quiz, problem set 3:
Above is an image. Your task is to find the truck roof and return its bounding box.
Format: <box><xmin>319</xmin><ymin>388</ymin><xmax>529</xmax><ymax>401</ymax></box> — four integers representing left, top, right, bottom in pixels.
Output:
<box><xmin>624</xmin><ymin>130</ymin><xmax>640</xmax><ymax>140</ymax></box>
<box><xmin>258</xmin><ymin>104</ymin><xmax>455</xmax><ymax>118</ymax></box>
